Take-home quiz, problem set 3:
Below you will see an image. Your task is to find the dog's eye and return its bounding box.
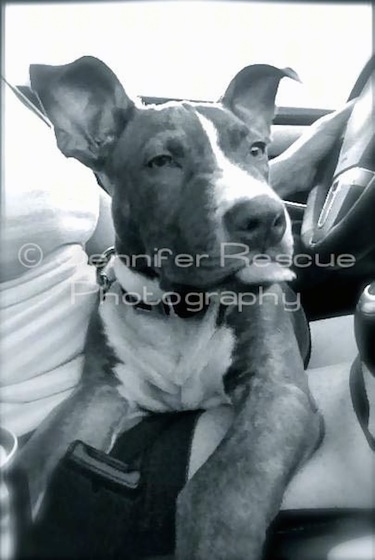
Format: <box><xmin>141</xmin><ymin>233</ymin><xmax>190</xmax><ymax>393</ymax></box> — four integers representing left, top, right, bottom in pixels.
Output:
<box><xmin>249</xmin><ymin>142</ymin><xmax>266</xmax><ymax>158</ymax></box>
<box><xmin>147</xmin><ymin>155</ymin><xmax>176</xmax><ymax>169</ymax></box>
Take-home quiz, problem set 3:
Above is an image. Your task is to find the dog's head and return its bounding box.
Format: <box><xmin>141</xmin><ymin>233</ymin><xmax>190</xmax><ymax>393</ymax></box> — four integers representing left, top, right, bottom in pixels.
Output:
<box><xmin>30</xmin><ymin>56</ymin><xmax>298</xmax><ymax>290</ymax></box>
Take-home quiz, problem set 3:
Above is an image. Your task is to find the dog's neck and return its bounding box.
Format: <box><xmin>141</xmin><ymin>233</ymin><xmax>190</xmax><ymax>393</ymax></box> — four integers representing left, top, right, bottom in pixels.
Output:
<box><xmin>113</xmin><ymin>256</ymin><xmax>166</xmax><ymax>302</ymax></box>
<box><xmin>112</xmin><ymin>257</ymin><xmax>216</xmax><ymax>320</ymax></box>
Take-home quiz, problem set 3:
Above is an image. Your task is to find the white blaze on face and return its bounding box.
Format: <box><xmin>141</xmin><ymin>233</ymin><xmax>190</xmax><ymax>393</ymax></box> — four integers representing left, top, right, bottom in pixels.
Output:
<box><xmin>196</xmin><ymin>111</ymin><xmax>295</xmax><ymax>284</ymax></box>
<box><xmin>195</xmin><ymin>112</ymin><xmax>280</xmax><ymax>219</ymax></box>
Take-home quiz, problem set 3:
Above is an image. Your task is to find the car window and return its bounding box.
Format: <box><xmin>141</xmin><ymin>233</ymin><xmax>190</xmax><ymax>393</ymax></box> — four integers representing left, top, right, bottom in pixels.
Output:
<box><xmin>4</xmin><ymin>1</ymin><xmax>372</xmax><ymax>109</ymax></box>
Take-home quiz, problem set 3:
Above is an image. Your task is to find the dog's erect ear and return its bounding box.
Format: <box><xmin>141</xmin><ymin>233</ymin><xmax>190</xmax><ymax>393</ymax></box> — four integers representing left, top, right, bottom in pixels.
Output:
<box><xmin>30</xmin><ymin>56</ymin><xmax>134</xmax><ymax>170</ymax></box>
<box><xmin>221</xmin><ymin>64</ymin><xmax>300</xmax><ymax>136</ymax></box>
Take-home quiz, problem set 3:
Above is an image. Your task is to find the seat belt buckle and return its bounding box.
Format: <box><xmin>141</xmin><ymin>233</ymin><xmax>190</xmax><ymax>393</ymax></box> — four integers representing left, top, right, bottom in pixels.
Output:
<box><xmin>65</xmin><ymin>440</ymin><xmax>141</xmax><ymax>491</ymax></box>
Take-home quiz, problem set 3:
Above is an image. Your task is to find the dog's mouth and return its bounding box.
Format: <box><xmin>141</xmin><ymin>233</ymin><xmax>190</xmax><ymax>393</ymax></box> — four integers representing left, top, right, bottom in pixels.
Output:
<box><xmin>149</xmin><ymin>229</ymin><xmax>295</xmax><ymax>291</ymax></box>
<box><xmin>234</xmin><ymin>260</ymin><xmax>295</xmax><ymax>285</ymax></box>
<box><xmin>116</xmin><ymin>237</ymin><xmax>295</xmax><ymax>295</ymax></box>
<box><xmin>157</xmin><ymin>257</ymin><xmax>295</xmax><ymax>293</ymax></box>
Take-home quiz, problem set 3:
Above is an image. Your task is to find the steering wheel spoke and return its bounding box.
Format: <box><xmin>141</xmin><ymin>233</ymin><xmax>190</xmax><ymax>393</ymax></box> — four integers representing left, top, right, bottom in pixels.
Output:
<box><xmin>312</xmin><ymin>167</ymin><xmax>375</xmax><ymax>244</ymax></box>
<box><xmin>301</xmin><ymin>56</ymin><xmax>375</xmax><ymax>257</ymax></box>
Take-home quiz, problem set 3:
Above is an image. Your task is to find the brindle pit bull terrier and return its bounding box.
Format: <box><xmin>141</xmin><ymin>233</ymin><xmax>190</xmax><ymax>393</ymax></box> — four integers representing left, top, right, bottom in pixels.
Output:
<box><xmin>17</xmin><ymin>57</ymin><xmax>323</xmax><ymax>559</ymax></box>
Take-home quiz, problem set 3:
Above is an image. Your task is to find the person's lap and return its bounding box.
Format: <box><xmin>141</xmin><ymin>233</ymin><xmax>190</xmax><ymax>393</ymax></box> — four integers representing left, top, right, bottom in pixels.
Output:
<box><xmin>188</xmin><ymin>315</ymin><xmax>374</xmax><ymax>510</ymax></box>
<box><xmin>188</xmin><ymin>363</ymin><xmax>373</xmax><ymax>510</ymax></box>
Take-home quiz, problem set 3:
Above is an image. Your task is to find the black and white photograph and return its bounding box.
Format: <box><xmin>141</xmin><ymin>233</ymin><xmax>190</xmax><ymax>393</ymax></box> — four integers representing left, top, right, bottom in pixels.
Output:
<box><xmin>1</xmin><ymin>1</ymin><xmax>374</xmax><ymax>559</ymax></box>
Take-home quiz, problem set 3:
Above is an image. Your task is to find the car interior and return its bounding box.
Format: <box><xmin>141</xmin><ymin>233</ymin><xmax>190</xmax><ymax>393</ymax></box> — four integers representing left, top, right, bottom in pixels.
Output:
<box><xmin>3</xmin><ymin>1</ymin><xmax>374</xmax><ymax>559</ymax></box>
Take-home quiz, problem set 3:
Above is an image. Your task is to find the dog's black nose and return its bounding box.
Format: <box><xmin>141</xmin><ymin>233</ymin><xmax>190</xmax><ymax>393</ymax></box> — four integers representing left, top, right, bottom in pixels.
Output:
<box><xmin>224</xmin><ymin>196</ymin><xmax>287</xmax><ymax>249</ymax></box>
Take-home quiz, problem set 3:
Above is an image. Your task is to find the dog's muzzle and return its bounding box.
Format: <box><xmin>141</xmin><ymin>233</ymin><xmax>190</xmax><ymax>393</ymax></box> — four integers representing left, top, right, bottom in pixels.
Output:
<box><xmin>223</xmin><ymin>195</ymin><xmax>287</xmax><ymax>252</ymax></box>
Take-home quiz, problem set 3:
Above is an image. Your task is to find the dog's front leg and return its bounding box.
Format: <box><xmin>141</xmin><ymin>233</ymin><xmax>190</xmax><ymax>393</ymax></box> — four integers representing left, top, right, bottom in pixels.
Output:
<box><xmin>15</xmin><ymin>380</ymin><xmax>131</xmax><ymax>517</ymax></box>
<box><xmin>176</xmin><ymin>284</ymin><xmax>322</xmax><ymax>560</ymax></box>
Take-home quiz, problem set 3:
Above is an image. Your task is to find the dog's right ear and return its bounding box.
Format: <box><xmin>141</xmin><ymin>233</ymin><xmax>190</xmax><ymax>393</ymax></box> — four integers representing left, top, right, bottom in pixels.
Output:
<box><xmin>220</xmin><ymin>64</ymin><xmax>300</xmax><ymax>139</ymax></box>
<box><xmin>30</xmin><ymin>56</ymin><xmax>134</xmax><ymax>171</ymax></box>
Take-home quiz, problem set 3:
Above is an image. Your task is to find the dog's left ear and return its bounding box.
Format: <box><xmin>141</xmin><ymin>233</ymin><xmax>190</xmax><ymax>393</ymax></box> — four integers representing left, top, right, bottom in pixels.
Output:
<box><xmin>221</xmin><ymin>64</ymin><xmax>300</xmax><ymax>136</ymax></box>
<box><xmin>29</xmin><ymin>56</ymin><xmax>134</xmax><ymax>171</ymax></box>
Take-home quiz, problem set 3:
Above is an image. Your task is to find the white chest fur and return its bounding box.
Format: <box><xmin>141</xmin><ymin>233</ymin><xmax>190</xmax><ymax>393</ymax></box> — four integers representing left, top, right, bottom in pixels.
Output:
<box><xmin>99</xmin><ymin>281</ymin><xmax>234</xmax><ymax>414</ymax></box>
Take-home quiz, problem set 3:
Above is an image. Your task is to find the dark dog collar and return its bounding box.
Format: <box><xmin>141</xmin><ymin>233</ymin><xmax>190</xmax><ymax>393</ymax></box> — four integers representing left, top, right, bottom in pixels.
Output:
<box><xmin>122</xmin><ymin>288</ymin><xmax>227</xmax><ymax>323</ymax></box>
<box><xmin>92</xmin><ymin>247</ymin><xmax>226</xmax><ymax>322</ymax></box>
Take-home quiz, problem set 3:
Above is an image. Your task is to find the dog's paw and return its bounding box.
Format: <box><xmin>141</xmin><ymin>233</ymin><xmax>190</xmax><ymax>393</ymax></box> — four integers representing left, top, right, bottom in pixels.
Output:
<box><xmin>175</xmin><ymin>469</ymin><xmax>265</xmax><ymax>560</ymax></box>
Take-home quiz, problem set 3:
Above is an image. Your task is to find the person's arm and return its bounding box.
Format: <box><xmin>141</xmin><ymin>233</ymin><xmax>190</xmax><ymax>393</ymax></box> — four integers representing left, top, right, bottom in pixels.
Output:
<box><xmin>85</xmin><ymin>189</ymin><xmax>115</xmax><ymax>257</ymax></box>
<box><xmin>270</xmin><ymin>101</ymin><xmax>355</xmax><ymax>199</ymax></box>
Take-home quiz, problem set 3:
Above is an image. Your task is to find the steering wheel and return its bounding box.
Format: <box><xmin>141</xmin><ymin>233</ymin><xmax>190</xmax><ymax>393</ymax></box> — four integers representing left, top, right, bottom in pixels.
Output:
<box><xmin>301</xmin><ymin>55</ymin><xmax>375</xmax><ymax>261</ymax></box>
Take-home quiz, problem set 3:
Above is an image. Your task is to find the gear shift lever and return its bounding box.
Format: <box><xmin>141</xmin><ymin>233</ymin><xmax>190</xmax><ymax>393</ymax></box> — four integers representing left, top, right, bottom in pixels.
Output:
<box><xmin>354</xmin><ymin>282</ymin><xmax>375</xmax><ymax>374</ymax></box>
<box><xmin>351</xmin><ymin>282</ymin><xmax>375</xmax><ymax>451</ymax></box>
